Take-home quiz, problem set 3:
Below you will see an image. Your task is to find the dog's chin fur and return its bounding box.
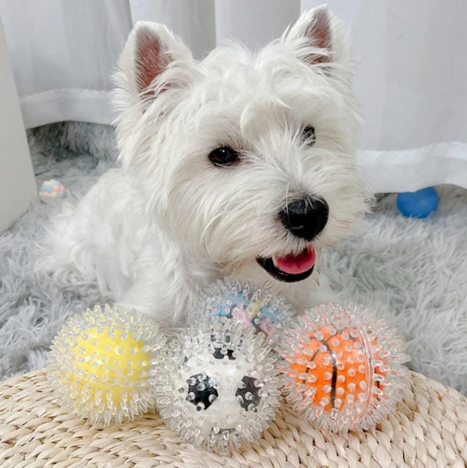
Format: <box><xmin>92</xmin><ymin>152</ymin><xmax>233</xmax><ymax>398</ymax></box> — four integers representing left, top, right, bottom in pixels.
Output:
<box><xmin>39</xmin><ymin>6</ymin><xmax>372</xmax><ymax>325</ymax></box>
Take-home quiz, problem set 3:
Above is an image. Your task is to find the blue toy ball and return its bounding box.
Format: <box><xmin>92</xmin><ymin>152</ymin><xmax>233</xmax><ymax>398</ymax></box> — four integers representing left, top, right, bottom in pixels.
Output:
<box><xmin>396</xmin><ymin>187</ymin><xmax>439</xmax><ymax>219</ymax></box>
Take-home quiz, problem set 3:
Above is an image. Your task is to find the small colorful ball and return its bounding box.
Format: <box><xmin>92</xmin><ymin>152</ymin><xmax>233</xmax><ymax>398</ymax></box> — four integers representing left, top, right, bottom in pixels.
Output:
<box><xmin>48</xmin><ymin>304</ymin><xmax>166</xmax><ymax>427</ymax></box>
<box><xmin>189</xmin><ymin>277</ymin><xmax>293</xmax><ymax>345</ymax></box>
<box><xmin>154</xmin><ymin>318</ymin><xmax>282</xmax><ymax>451</ymax></box>
<box><xmin>278</xmin><ymin>303</ymin><xmax>409</xmax><ymax>433</ymax></box>
<box><xmin>396</xmin><ymin>187</ymin><xmax>438</xmax><ymax>219</ymax></box>
<box><xmin>39</xmin><ymin>179</ymin><xmax>67</xmax><ymax>199</ymax></box>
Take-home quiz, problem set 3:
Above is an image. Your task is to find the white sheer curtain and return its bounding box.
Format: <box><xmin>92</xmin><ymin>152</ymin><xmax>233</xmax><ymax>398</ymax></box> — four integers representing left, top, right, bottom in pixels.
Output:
<box><xmin>1</xmin><ymin>0</ymin><xmax>466</xmax><ymax>191</ymax></box>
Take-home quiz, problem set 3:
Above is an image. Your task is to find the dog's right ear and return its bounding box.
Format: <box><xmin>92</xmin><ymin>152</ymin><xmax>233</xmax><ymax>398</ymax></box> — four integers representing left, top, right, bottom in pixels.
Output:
<box><xmin>114</xmin><ymin>22</ymin><xmax>193</xmax><ymax>165</ymax></box>
<box><xmin>115</xmin><ymin>21</ymin><xmax>192</xmax><ymax>108</ymax></box>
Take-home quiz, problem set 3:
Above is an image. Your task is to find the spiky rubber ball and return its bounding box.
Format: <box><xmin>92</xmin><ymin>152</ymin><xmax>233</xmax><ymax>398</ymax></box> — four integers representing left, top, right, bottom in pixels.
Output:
<box><xmin>48</xmin><ymin>304</ymin><xmax>166</xmax><ymax>427</ymax></box>
<box><xmin>189</xmin><ymin>277</ymin><xmax>293</xmax><ymax>345</ymax></box>
<box><xmin>278</xmin><ymin>303</ymin><xmax>409</xmax><ymax>433</ymax></box>
<box><xmin>154</xmin><ymin>318</ymin><xmax>282</xmax><ymax>451</ymax></box>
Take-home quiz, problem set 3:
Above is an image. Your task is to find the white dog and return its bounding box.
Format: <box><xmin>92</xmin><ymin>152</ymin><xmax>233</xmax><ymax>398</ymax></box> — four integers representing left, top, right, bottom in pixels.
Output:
<box><xmin>43</xmin><ymin>6</ymin><xmax>371</xmax><ymax>325</ymax></box>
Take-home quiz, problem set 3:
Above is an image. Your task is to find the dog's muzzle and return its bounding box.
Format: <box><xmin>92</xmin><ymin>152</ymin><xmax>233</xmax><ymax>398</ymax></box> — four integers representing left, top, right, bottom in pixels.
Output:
<box><xmin>256</xmin><ymin>196</ymin><xmax>328</xmax><ymax>283</ymax></box>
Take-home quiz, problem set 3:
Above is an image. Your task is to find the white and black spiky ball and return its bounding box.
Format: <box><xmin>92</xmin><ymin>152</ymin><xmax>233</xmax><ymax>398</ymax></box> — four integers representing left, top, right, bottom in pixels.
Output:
<box><xmin>154</xmin><ymin>318</ymin><xmax>282</xmax><ymax>451</ymax></box>
<box><xmin>189</xmin><ymin>277</ymin><xmax>293</xmax><ymax>346</ymax></box>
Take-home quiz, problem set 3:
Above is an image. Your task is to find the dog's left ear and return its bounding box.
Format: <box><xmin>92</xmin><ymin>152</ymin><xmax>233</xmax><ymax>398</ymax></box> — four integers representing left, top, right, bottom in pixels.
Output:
<box><xmin>282</xmin><ymin>6</ymin><xmax>350</xmax><ymax>70</ymax></box>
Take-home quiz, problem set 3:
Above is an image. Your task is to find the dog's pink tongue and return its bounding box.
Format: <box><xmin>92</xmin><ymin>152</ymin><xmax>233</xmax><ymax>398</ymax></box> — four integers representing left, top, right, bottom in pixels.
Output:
<box><xmin>275</xmin><ymin>249</ymin><xmax>316</xmax><ymax>275</ymax></box>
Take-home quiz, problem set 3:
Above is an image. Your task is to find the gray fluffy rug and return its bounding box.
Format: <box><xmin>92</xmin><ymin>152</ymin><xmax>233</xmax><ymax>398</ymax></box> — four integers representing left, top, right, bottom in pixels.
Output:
<box><xmin>1</xmin><ymin>122</ymin><xmax>467</xmax><ymax>396</ymax></box>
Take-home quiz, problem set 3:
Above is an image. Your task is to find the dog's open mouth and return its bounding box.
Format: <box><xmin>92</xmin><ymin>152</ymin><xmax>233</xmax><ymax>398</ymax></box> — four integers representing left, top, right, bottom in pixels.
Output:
<box><xmin>256</xmin><ymin>248</ymin><xmax>316</xmax><ymax>283</ymax></box>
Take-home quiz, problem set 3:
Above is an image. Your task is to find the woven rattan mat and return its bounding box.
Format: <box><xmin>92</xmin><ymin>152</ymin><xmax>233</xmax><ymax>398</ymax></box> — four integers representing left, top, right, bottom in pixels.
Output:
<box><xmin>0</xmin><ymin>369</ymin><xmax>466</xmax><ymax>468</ymax></box>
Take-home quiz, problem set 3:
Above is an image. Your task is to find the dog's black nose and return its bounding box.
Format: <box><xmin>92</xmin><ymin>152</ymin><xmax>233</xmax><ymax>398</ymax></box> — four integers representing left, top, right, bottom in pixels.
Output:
<box><xmin>280</xmin><ymin>197</ymin><xmax>329</xmax><ymax>241</ymax></box>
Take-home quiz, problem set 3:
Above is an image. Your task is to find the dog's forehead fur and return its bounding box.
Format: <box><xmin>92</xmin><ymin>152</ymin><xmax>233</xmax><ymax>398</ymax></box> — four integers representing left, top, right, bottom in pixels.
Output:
<box><xmin>159</xmin><ymin>43</ymin><xmax>350</xmax><ymax>123</ymax></box>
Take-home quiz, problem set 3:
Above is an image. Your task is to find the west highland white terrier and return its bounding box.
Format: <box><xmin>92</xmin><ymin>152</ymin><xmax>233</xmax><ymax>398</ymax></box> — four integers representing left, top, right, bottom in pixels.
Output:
<box><xmin>44</xmin><ymin>6</ymin><xmax>371</xmax><ymax>324</ymax></box>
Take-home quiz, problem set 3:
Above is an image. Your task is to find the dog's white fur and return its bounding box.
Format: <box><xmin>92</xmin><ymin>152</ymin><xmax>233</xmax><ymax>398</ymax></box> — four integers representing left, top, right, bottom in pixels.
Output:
<box><xmin>43</xmin><ymin>6</ymin><xmax>371</xmax><ymax>325</ymax></box>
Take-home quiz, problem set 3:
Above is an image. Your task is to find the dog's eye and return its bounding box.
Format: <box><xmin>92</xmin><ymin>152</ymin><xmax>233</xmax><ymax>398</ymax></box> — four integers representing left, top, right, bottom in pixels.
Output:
<box><xmin>209</xmin><ymin>146</ymin><xmax>240</xmax><ymax>167</ymax></box>
<box><xmin>301</xmin><ymin>126</ymin><xmax>316</xmax><ymax>146</ymax></box>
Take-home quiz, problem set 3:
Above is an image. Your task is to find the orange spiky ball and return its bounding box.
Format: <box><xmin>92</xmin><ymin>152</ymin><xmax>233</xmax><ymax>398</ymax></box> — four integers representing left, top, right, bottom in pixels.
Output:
<box><xmin>278</xmin><ymin>303</ymin><xmax>409</xmax><ymax>433</ymax></box>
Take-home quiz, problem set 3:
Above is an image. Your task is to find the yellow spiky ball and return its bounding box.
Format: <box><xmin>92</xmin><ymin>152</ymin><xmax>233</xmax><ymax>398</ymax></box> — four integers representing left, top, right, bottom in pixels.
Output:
<box><xmin>48</xmin><ymin>304</ymin><xmax>166</xmax><ymax>427</ymax></box>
